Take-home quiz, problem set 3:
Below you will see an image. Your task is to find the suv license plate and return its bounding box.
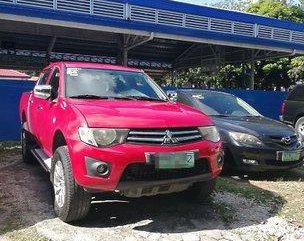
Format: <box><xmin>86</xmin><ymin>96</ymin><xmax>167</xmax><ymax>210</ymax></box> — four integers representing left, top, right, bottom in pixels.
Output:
<box><xmin>153</xmin><ymin>152</ymin><xmax>195</xmax><ymax>169</ymax></box>
<box><xmin>277</xmin><ymin>151</ymin><xmax>301</xmax><ymax>162</ymax></box>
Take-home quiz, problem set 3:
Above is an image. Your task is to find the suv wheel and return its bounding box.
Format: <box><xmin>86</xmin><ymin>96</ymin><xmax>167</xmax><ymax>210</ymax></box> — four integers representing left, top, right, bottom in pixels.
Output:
<box><xmin>295</xmin><ymin>117</ymin><xmax>304</xmax><ymax>139</ymax></box>
<box><xmin>182</xmin><ymin>179</ymin><xmax>216</xmax><ymax>202</ymax></box>
<box><xmin>51</xmin><ymin>146</ymin><xmax>91</xmax><ymax>222</ymax></box>
<box><xmin>21</xmin><ymin>125</ymin><xmax>35</xmax><ymax>164</ymax></box>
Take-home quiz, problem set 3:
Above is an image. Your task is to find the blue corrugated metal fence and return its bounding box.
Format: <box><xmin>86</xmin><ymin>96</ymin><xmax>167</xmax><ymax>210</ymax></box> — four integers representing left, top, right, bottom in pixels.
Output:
<box><xmin>0</xmin><ymin>80</ymin><xmax>288</xmax><ymax>141</ymax></box>
<box><xmin>0</xmin><ymin>79</ymin><xmax>35</xmax><ymax>141</ymax></box>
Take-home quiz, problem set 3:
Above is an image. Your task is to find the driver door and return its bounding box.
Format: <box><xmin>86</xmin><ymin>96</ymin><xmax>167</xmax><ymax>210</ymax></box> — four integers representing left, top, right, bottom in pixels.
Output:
<box><xmin>38</xmin><ymin>67</ymin><xmax>61</xmax><ymax>154</ymax></box>
<box><xmin>28</xmin><ymin>69</ymin><xmax>51</xmax><ymax>145</ymax></box>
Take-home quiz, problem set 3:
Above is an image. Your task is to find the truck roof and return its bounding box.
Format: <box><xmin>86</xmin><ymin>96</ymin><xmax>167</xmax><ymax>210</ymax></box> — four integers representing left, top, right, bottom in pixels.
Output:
<box><xmin>47</xmin><ymin>62</ymin><xmax>142</xmax><ymax>72</ymax></box>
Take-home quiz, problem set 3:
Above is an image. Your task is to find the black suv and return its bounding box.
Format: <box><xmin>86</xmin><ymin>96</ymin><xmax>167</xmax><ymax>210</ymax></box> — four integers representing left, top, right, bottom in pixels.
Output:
<box><xmin>281</xmin><ymin>84</ymin><xmax>304</xmax><ymax>138</ymax></box>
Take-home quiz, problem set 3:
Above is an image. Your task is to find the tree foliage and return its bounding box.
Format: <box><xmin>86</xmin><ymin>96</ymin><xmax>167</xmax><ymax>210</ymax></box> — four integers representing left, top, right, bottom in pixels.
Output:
<box><xmin>288</xmin><ymin>56</ymin><xmax>304</xmax><ymax>83</ymax></box>
<box><xmin>247</xmin><ymin>0</ymin><xmax>304</xmax><ymax>23</ymax></box>
<box><xmin>211</xmin><ymin>0</ymin><xmax>252</xmax><ymax>11</ymax></box>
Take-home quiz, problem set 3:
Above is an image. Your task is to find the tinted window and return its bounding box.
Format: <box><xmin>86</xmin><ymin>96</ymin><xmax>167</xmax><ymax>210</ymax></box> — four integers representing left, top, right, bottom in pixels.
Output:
<box><xmin>49</xmin><ymin>68</ymin><xmax>60</xmax><ymax>99</ymax></box>
<box><xmin>37</xmin><ymin>69</ymin><xmax>51</xmax><ymax>85</ymax></box>
<box><xmin>187</xmin><ymin>92</ymin><xmax>261</xmax><ymax>117</ymax></box>
<box><xmin>65</xmin><ymin>68</ymin><xmax>167</xmax><ymax>100</ymax></box>
<box><xmin>287</xmin><ymin>85</ymin><xmax>304</xmax><ymax>101</ymax></box>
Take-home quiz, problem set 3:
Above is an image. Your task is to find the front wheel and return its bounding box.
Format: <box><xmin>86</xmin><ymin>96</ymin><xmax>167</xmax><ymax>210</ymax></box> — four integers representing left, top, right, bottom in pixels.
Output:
<box><xmin>182</xmin><ymin>179</ymin><xmax>216</xmax><ymax>202</ymax></box>
<box><xmin>21</xmin><ymin>126</ymin><xmax>35</xmax><ymax>164</ymax></box>
<box><xmin>51</xmin><ymin>146</ymin><xmax>91</xmax><ymax>223</ymax></box>
<box><xmin>295</xmin><ymin>117</ymin><xmax>304</xmax><ymax>139</ymax></box>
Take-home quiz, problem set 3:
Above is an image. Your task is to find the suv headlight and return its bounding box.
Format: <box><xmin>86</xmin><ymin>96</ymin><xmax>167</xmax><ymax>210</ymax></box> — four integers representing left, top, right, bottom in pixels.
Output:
<box><xmin>229</xmin><ymin>132</ymin><xmax>262</xmax><ymax>146</ymax></box>
<box><xmin>78</xmin><ymin>127</ymin><xmax>129</xmax><ymax>147</ymax></box>
<box><xmin>198</xmin><ymin>126</ymin><xmax>221</xmax><ymax>143</ymax></box>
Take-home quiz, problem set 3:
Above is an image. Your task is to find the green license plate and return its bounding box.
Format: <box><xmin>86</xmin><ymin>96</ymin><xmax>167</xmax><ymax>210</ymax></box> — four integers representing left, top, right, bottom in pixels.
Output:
<box><xmin>277</xmin><ymin>151</ymin><xmax>301</xmax><ymax>162</ymax></box>
<box><xmin>154</xmin><ymin>152</ymin><xmax>195</xmax><ymax>169</ymax></box>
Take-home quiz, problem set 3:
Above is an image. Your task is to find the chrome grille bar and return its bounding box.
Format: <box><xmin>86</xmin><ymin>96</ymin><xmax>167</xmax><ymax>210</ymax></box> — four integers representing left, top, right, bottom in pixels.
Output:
<box><xmin>127</xmin><ymin>128</ymin><xmax>202</xmax><ymax>145</ymax></box>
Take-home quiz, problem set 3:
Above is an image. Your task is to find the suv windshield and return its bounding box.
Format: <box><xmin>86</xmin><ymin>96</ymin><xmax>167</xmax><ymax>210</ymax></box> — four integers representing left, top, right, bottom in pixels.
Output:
<box><xmin>65</xmin><ymin>68</ymin><xmax>167</xmax><ymax>101</ymax></box>
<box><xmin>190</xmin><ymin>92</ymin><xmax>261</xmax><ymax>117</ymax></box>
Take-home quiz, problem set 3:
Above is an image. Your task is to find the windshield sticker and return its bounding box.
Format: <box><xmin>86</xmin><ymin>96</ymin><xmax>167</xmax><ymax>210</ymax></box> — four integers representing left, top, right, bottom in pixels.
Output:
<box><xmin>67</xmin><ymin>68</ymin><xmax>80</xmax><ymax>77</ymax></box>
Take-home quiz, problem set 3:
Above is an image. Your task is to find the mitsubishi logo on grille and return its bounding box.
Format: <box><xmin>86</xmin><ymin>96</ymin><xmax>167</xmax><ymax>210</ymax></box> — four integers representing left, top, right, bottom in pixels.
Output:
<box><xmin>281</xmin><ymin>136</ymin><xmax>292</xmax><ymax>145</ymax></box>
<box><xmin>163</xmin><ymin>130</ymin><xmax>178</xmax><ymax>144</ymax></box>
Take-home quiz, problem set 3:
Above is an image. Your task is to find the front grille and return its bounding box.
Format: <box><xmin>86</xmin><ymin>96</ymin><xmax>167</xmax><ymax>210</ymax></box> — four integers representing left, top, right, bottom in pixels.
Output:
<box><xmin>120</xmin><ymin>159</ymin><xmax>209</xmax><ymax>182</ymax></box>
<box><xmin>266</xmin><ymin>135</ymin><xmax>298</xmax><ymax>147</ymax></box>
<box><xmin>126</xmin><ymin>128</ymin><xmax>202</xmax><ymax>145</ymax></box>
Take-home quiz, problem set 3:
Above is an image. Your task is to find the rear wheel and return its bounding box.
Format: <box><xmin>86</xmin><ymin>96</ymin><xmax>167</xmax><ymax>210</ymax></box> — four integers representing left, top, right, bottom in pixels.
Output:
<box><xmin>182</xmin><ymin>179</ymin><xmax>216</xmax><ymax>202</ymax></box>
<box><xmin>295</xmin><ymin>117</ymin><xmax>304</xmax><ymax>139</ymax></box>
<box><xmin>51</xmin><ymin>146</ymin><xmax>91</xmax><ymax>223</ymax></box>
<box><xmin>21</xmin><ymin>125</ymin><xmax>35</xmax><ymax>164</ymax></box>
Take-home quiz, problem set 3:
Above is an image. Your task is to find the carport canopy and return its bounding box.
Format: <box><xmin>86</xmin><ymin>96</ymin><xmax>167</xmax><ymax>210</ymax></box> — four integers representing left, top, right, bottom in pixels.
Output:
<box><xmin>0</xmin><ymin>0</ymin><xmax>304</xmax><ymax>77</ymax></box>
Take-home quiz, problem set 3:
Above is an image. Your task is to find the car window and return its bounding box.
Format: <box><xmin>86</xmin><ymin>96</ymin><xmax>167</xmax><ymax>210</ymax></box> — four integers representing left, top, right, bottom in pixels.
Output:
<box><xmin>49</xmin><ymin>68</ymin><xmax>60</xmax><ymax>99</ymax></box>
<box><xmin>188</xmin><ymin>92</ymin><xmax>261</xmax><ymax>117</ymax></box>
<box><xmin>287</xmin><ymin>85</ymin><xmax>304</xmax><ymax>101</ymax></box>
<box><xmin>37</xmin><ymin>69</ymin><xmax>51</xmax><ymax>86</ymax></box>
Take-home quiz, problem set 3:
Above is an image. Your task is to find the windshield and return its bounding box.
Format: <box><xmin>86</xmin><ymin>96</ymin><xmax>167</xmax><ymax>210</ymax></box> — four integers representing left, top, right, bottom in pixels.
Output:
<box><xmin>65</xmin><ymin>68</ymin><xmax>167</xmax><ymax>100</ymax></box>
<box><xmin>190</xmin><ymin>92</ymin><xmax>261</xmax><ymax>117</ymax></box>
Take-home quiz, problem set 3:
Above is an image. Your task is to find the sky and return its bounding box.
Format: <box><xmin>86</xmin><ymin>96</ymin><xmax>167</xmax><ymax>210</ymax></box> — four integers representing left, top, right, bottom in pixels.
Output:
<box><xmin>173</xmin><ymin>0</ymin><xmax>222</xmax><ymax>6</ymax></box>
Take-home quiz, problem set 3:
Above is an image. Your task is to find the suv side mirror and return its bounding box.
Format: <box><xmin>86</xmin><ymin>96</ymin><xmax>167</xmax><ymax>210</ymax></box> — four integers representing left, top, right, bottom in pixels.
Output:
<box><xmin>34</xmin><ymin>85</ymin><xmax>52</xmax><ymax>100</ymax></box>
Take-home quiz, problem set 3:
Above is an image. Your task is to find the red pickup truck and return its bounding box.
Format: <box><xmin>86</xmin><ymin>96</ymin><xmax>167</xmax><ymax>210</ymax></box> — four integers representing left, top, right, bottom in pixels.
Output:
<box><xmin>19</xmin><ymin>62</ymin><xmax>223</xmax><ymax>222</ymax></box>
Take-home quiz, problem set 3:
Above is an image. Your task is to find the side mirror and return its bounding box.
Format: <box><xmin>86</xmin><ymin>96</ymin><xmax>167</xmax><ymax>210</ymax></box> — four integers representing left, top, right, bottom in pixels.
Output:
<box><xmin>34</xmin><ymin>85</ymin><xmax>52</xmax><ymax>100</ymax></box>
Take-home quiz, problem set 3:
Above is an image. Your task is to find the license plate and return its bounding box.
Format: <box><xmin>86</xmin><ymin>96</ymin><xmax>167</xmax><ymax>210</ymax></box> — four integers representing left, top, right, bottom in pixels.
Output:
<box><xmin>277</xmin><ymin>151</ymin><xmax>301</xmax><ymax>162</ymax></box>
<box><xmin>151</xmin><ymin>152</ymin><xmax>195</xmax><ymax>169</ymax></box>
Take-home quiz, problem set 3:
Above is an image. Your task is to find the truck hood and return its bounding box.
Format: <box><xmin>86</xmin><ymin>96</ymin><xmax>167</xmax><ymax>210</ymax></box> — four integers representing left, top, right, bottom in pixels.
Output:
<box><xmin>69</xmin><ymin>99</ymin><xmax>213</xmax><ymax>128</ymax></box>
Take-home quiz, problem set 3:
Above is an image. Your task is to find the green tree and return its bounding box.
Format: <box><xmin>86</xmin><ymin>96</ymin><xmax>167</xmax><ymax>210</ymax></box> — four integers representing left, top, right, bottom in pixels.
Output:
<box><xmin>288</xmin><ymin>56</ymin><xmax>304</xmax><ymax>83</ymax></box>
<box><xmin>211</xmin><ymin>0</ymin><xmax>253</xmax><ymax>11</ymax></box>
<box><xmin>260</xmin><ymin>58</ymin><xmax>292</xmax><ymax>89</ymax></box>
<box><xmin>247</xmin><ymin>0</ymin><xmax>304</xmax><ymax>23</ymax></box>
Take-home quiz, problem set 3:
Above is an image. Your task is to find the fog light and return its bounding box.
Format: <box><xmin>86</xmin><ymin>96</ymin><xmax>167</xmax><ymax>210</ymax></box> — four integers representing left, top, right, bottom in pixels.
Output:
<box><xmin>85</xmin><ymin>157</ymin><xmax>111</xmax><ymax>177</ymax></box>
<box><xmin>96</xmin><ymin>163</ymin><xmax>109</xmax><ymax>176</ymax></box>
<box><xmin>217</xmin><ymin>155</ymin><xmax>224</xmax><ymax>167</ymax></box>
<box><xmin>242</xmin><ymin>159</ymin><xmax>258</xmax><ymax>165</ymax></box>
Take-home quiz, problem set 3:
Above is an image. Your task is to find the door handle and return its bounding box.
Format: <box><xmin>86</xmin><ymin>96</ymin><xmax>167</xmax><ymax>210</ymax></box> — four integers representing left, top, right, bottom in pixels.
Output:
<box><xmin>37</xmin><ymin>106</ymin><xmax>43</xmax><ymax>110</ymax></box>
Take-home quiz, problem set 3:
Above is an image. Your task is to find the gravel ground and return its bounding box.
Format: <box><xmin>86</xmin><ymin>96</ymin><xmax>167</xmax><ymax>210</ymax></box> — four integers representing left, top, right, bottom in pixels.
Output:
<box><xmin>0</xmin><ymin>150</ymin><xmax>303</xmax><ymax>241</ymax></box>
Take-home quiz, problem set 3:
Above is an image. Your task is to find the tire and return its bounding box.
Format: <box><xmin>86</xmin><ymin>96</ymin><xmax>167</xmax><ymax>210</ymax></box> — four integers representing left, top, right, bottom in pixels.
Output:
<box><xmin>51</xmin><ymin>146</ymin><xmax>91</xmax><ymax>223</ymax></box>
<box><xmin>295</xmin><ymin>116</ymin><xmax>304</xmax><ymax>139</ymax></box>
<box><xmin>182</xmin><ymin>178</ymin><xmax>216</xmax><ymax>202</ymax></box>
<box><xmin>21</xmin><ymin>125</ymin><xmax>36</xmax><ymax>164</ymax></box>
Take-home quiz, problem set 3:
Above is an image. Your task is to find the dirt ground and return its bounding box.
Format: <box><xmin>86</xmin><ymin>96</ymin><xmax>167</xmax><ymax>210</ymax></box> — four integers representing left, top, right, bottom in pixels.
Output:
<box><xmin>0</xmin><ymin>147</ymin><xmax>303</xmax><ymax>241</ymax></box>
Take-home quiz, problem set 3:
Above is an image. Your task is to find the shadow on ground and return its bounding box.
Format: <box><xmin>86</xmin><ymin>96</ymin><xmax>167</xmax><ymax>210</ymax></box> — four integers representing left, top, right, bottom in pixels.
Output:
<box><xmin>0</xmin><ymin>150</ymin><xmax>290</xmax><ymax>238</ymax></box>
<box><xmin>231</xmin><ymin>167</ymin><xmax>304</xmax><ymax>182</ymax></box>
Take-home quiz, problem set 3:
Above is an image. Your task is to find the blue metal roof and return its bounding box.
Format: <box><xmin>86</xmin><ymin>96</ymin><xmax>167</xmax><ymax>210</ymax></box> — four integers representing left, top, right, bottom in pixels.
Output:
<box><xmin>0</xmin><ymin>0</ymin><xmax>303</xmax><ymax>54</ymax></box>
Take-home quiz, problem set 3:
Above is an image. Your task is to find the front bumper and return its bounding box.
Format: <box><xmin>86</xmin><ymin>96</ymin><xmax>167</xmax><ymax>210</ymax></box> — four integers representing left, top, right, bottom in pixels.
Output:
<box><xmin>69</xmin><ymin>140</ymin><xmax>222</xmax><ymax>191</ymax></box>
<box><xmin>226</xmin><ymin>144</ymin><xmax>304</xmax><ymax>172</ymax></box>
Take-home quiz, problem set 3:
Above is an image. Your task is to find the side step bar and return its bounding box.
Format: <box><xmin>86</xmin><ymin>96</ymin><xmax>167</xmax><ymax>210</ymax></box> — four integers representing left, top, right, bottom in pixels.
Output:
<box><xmin>31</xmin><ymin>149</ymin><xmax>52</xmax><ymax>172</ymax></box>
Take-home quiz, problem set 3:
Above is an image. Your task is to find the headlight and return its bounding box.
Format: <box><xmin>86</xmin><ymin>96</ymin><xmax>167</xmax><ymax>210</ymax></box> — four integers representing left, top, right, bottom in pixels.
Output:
<box><xmin>78</xmin><ymin>127</ymin><xmax>129</xmax><ymax>147</ymax></box>
<box><xmin>198</xmin><ymin>126</ymin><xmax>221</xmax><ymax>143</ymax></box>
<box><xmin>229</xmin><ymin>132</ymin><xmax>262</xmax><ymax>146</ymax></box>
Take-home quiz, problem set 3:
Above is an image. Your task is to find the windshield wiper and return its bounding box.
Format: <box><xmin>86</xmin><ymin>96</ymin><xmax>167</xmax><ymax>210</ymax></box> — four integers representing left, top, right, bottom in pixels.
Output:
<box><xmin>210</xmin><ymin>114</ymin><xmax>231</xmax><ymax>117</ymax></box>
<box><xmin>69</xmin><ymin>95</ymin><xmax>109</xmax><ymax>99</ymax></box>
<box><xmin>69</xmin><ymin>95</ymin><xmax>135</xmax><ymax>100</ymax></box>
<box><xmin>126</xmin><ymin>95</ymin><xmax>167</xmax><ymax>102</ymax></box>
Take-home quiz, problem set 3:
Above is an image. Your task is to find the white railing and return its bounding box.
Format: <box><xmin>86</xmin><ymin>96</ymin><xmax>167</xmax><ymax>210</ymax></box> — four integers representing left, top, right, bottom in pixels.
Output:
<box><xmin>1</xmin><ymin>0</ymin><xmax>303</xmax><ymax>44</ymax></box>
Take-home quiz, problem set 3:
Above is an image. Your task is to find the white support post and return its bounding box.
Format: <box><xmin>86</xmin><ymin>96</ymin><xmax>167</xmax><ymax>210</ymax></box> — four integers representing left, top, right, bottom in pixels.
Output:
<box><xmin>90</xmin><ymin>0</ymin><xmax>93</xmax><ymax>15</ymax></box>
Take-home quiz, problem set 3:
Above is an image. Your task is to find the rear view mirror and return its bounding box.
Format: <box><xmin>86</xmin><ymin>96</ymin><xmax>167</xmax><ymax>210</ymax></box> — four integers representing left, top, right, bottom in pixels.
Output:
<box><xmin>34</xmin><ymin>85</ymin><xmax>52</xmax><ymax>100</ymax></box>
